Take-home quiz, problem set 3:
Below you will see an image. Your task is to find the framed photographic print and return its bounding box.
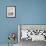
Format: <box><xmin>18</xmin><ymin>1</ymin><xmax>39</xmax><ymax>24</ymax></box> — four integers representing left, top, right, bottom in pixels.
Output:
<box><xmin>6</xmin><ymin>6</ymin><xmax>16</xmax><ymax>18</ymax></box>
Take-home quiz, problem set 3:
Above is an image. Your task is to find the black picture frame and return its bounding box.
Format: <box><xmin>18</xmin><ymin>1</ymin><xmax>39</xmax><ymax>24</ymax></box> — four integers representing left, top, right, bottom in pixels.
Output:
<box><xmin>6</xmin><ymin>6</ymin><xmax>16</xmax><ymax>18</ymax></box>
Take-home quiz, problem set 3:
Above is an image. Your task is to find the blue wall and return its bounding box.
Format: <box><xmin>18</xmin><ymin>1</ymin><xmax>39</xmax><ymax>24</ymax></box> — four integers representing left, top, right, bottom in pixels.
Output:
<box><xmin>16</xmin><ymin>0</ymin><xmax>46</xmax><ymax>24</ymax></box>
<box><xmin>0</xmin><ymin>0</ymin><xmax>46</xmax><ymax>44</ymax></box>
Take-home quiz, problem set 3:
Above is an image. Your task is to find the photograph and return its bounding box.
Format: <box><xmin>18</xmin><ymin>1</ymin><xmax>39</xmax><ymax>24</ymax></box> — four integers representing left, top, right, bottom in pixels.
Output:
<box><xmin>6</xmin><ymin>6</ymin><xmax>16</xmax><ymax>18</ymax></box>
